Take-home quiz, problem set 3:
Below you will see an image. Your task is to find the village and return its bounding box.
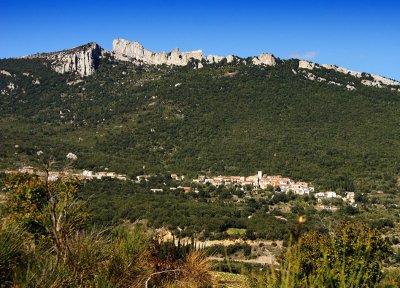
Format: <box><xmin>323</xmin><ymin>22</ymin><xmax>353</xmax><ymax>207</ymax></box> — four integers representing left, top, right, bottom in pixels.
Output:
<box><xmin>140</xmin><ymin>171</ymin><xmax>356</xmax><ymax>203</ymax></box>
<box><xmin>192</xmin><ymin>171</ymin><xmax>314</xmax><ymax>195</ymax></box>
<box><xmin>4</xmin><ymin>167</ymin><xmax>355</xmax><ymax>203</ymax></box>
<box><xmin>4</xmin><ymin>166</ymin><xmax>128</xmax><ymax>181</ymax></box>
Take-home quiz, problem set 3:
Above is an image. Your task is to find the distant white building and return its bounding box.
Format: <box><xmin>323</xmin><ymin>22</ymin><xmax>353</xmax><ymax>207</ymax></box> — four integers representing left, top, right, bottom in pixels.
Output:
<box><xmin>116</xmin><ymin>174</ymin><xmax>127</xmax><ymax>181</ymax></box>
<box><xmin>171</xmin><ymin>173</ymin><xmax>184</xmax><ymax>181</ymax></box>
<box><xmin>48</xmin><ymin>171</ymin><xmax>60</xmax><ymax>182</ymax></box>
<box><xmin>19</xmin><ymin>166</ymin><xmax>35</xmax><ymax>174</ymax></box>
<box><xmin>315</xmin><ymin>191</ymin><xmax>337</xmax><ymax>198</ymax></box>
<box><xmin>82</xmin><ymin>170</ymin><xmax>94</xmax><ymax>178</ymax></box>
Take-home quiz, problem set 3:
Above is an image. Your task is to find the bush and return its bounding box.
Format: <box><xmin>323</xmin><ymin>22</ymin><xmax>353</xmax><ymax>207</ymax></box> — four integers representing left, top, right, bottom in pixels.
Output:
<box><xmin>262</xmin><ymin>222</ymin><xmax>391</xmax><ymax>287</ymax></box>
<box><xmin>0</xmin><ymin>225</ymin><xmax>25</xmax><ymax>286</ymax></box>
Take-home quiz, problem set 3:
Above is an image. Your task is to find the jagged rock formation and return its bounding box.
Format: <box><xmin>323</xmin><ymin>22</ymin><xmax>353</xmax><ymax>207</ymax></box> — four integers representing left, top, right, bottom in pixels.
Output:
<box><xmin>24</xmin><ymin>43</ymin><xmax>103</xmax><ymax>77</ymax></box>
<box><xmin>226</xmin><ymin>55</ymin><xmax>235</xmax><ymax>63</ymax></box>
<box><xmin>0</xmin><ymin>70</ymin><xmax>12</xmax><ymax>77</ymax></box>
<box><xmin>298</xmin><ymin>60</ymin><xmax>400</xmax><ymax>90</ymax></box>
<box><xmin>48</xmin><ymin>43</ymin><xmax>103</xmax><ymax>77</ymax></box>
<box><xmin>112</xmin><ymin>38</ymin><xmax>225</xmax><ymax>66</ymax></box>
<box><xmin>20</xmin><ymin>38</ymin><xmax>398</xmax><ymax>90</ymax></box>
<box><xmin>206</xmin><ymin>54</ymin><xmax>224</xmax><ymax>64</ymax></box>
<box><xmin>298</xmin><ymin>60</ymin><xmax>315</xmax><ymax>70</ymax></box>
<box><xmin>252</xmin><ymin>53</ymin><xmax>277</xmax><ymax>66</ymax></box>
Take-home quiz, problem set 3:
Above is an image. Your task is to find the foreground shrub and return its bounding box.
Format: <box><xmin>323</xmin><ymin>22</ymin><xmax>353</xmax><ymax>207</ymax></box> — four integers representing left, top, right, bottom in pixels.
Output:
<box><xmin>263</xmin><ymin>222</ymin><xmax>391</xmax><ymax>287</ymax></box>
<box><xmin>0</xmin><ymin>225</ymin><xmax>25</xmax><ymax>286</ymax></box>
<box><xmin>1</xmin><ymin>223</ymin><xmax>212</xmax><ymax>287</ymax></box>
<box><xmin>7</xmin><ymin>228</ymin><xmax>150</xmax><ymax>287</ymax></box>
<box><xmin>1</xmin><ymin>174</ymin><xmax>212</xmax><ymax>287</ymax></box>
<box><xmin>179</xmin><ymin>250</ymin><xmax>212</xmax><ymax>287</ymax></box>
<box><xmin>380</xmin><ymin>267</ymin><xmax>400</xmax><ymax>287</ymax></box>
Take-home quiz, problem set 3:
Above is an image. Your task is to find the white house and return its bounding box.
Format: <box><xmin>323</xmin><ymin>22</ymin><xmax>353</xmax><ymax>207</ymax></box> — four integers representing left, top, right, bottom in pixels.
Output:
<box><xmin>315</xmin><ymin>191</ymin><xmax>337</xmax><ymax>198</ymax></box>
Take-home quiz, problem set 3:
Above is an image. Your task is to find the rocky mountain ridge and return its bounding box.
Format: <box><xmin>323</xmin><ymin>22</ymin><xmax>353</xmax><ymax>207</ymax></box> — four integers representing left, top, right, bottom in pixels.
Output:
<box><xmin>298</xmin><ymin>60</ymin><xmax>400</xmax><ymax>90</ymax></box>
<box><xmin>111</xmin><ymin>38</ymin><xmax>278</xmax><ymax>68</ymax></box>
<box><xmin>10</xmin><ymin>38</ymin><xmax>400</xmax><ymax>91</ymax></box>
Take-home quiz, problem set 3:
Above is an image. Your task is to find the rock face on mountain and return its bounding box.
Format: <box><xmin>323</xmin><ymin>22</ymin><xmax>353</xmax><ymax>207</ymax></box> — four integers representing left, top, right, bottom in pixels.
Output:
<box><xmin>206</xmin><ymin>54</ymin><xmax>224</xmax><ymax>64</ymax></box>
<box><xmin>226</xmin><ymin>55</ymin><xmax>235</xmax><ymax>63</ymax></box>
<box><xmin>298</xmin><ymin>60</ymin><xmax>400</xmax><ymax>89</ymax></box>
<box><xmin>113</xmin><ymin>39</ymin><xmax>276</xmax><ymax>67</ymax></box>
<box><xmin>21</xmin><ymin>38</ymin><xmax>398</xmax><ymax>90</ymax></box>
<box><xmin>298</xmin><ymin>60</ymin><xmax>315</xmax><ymax>70</ymax></box>
<box><xmin>48</xmin><ymin>43</ymin><xmax>103</xmax><ymax>77</ymax></box>
<box><xmin>25</xmin><ymin>42</ymin><xmax>103</xmax><ymax>77</ymax></box>
<box><xmin>252</xmin><ymin>53</ymin><xmax>277</xmax><ymax>66</ymax></box>
<box><xmin>0</xmin><ymin>70</ymin><xmax>12</xmax><ymax>77</ymax></box>
<box><xmin>112</xmin><ymin>38</ymin><xmax>225</xmax><ymax>66</ymax></box>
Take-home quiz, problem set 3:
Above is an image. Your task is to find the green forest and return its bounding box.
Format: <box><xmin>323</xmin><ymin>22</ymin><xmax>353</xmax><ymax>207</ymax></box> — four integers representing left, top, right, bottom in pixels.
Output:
<box><xmin>1</xmin><ymin>56</ymin><xmax>400</xmax><ymax>192</ymax></box>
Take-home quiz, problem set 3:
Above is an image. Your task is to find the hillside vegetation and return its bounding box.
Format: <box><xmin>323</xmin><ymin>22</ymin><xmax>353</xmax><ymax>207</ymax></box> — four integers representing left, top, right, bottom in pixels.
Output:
<box><xmin>1</xmin><ymin>57</ymin><xmax>400</xmax><ymax>191</ymax></box>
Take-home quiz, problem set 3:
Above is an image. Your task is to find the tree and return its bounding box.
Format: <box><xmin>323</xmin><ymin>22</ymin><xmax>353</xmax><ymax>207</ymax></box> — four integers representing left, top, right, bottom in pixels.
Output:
<box><xmin>355</xmin><ymin>192</ymin><xmax>368</xmax><ymax>204</ymax></box>
<box><xmin>4</xmin><ymin>173</ymin><xmax>85</xmax><ymax>263</ymax></box>
<box><xmin>4</xmin><ymin>174</ymin><xmax>48</xmax><ymax>239</ymax></box>
<box><xmin>245</xmin><ymin>228</ymin><xmax>256</xmax><ymax>240</ymax></box>
<box><xmin>331</xmin><ymin>222</ymin><xmax>391</xmax><ymax>285</ymax></box>
<box><xmin>46</xmin><ymin>178</ymin><xmax>85</xmax><ymax>262</ymax></box>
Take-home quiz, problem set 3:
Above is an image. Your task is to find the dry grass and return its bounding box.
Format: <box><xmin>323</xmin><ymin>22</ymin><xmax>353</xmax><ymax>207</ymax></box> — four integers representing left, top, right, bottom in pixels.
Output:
<box><xmin>380</xmin><ymin>267</ymin><xmax>400</xmax><ymax>287</ymax></box>
<box><xmin>210</xmin><ymin>271</ymin><xmax>250</xmax><ymax>288</ymax></box>
<box><xmin>178</xmin><ymin>250</ymin><xmax>212</xmax><ymax>287</ymax></box>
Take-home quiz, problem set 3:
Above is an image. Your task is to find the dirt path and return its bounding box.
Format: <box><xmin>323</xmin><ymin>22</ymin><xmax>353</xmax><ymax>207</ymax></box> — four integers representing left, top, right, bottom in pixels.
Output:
<box><xmin>172</xmin><ymin>237</ymin><xmax>283</xmax><ymax>249</ymax></box>
<box><xmin>209</xmin><ymin>254</ymin><xmax>278</xmax><ymax>266</ymax></box>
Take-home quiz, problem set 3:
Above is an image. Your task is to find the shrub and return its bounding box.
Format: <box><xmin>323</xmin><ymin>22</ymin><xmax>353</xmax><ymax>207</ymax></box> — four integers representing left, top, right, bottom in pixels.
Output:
<box><xmin>0</xmin><ymin>225</ymin><xmax>25</xmax><ymax>286</ymax></box>
<box><xmin>263</xmin><ymin>222</ymin><xmax>391</xmax><ymax>287</ymax></box>
<box><xmin>179</xmin><ymin>250</ymin><xmax>212</xmax><ymax>287</ymax></box>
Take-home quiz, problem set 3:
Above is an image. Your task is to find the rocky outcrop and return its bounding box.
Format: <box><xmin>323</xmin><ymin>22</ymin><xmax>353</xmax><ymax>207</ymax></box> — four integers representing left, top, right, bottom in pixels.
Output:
<box><xmin>0</xmin><ymin>70</ymin><xmax>12</xmax><ymax>77</ymax></box>
<box><xmin>226</xmin><ymin>55</ymin><xmax>235</xmax><ymax>63</ymax></box>
<box><xmin>113</xmin><ymin>39</ymin><xmax>166</xmax><ymax>64</ymax></box>
<box><xmin>48</xmin><ymin>43</ymin><xmax>103</xmax><ymax>77</ymax></box>
<box><xmin>321</xmin><ymin>64</ymin><xmax>363</xmax><ymax>78</ymax></box>
<box><xmin>25</xmin><ymin>42</ymin><xmax>103</xmax><ymax>77</ymax></box>
<box><xmin>298</xmin><ymin>60</ymin><xmax>400</xmax><ymax>90</ymax></box>
<box><xmin>113</xmin><ymin>39</ymin><xmax>278</xmax><ymax>67</ymax></box>
<box><xmin>369</xmin><ymin>74</ymin><xmax>400</xmax><ymax>87</ymax></box>
<box><xmin>113</xmin><ymin>39</ymin><xmax>207</xmax><ymax>66</ymax></box>
<box><xmin>112</xmin><ymin>39</ymin><xmax>231</xmax><ymax>66</ymax></box>
<box><xmin>7</xmin><ymin>82</ymin><xmax>15</xmax><ymax>90</ymax></box>
<box><xmin>252</xmin><ymin>53</ymin><xmax>276</xmax><ymax>66</ymax></box>
<box><xmin>298</xmin><ymin>60</ymin><xmax>316</xmax><ymax>70</ymax></box>
<box><xmin>22</xmin><ymin>38</ymin><xmax>399</xmax><ymax>89</ymax></box>
<box><xmin>206</xmin><ymin>55</ymin><xmax>224</xmax><ymax>64</ymax></box>
<box><xmin>1</xmin><ymin>82</ymin><xmax>16</xmax><ymax>95</ymax></box>
<box><xmin>323</xmin><ymin>65</ymin><xmax>400</xmax><ymax>87</ymax></box>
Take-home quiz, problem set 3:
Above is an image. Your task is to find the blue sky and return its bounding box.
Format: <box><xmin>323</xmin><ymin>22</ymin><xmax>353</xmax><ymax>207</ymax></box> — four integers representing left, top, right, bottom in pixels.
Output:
<box><xmin>1</xmin><ymin>0</ymin><xmax>399</xmax><ymax>80</ymax></box>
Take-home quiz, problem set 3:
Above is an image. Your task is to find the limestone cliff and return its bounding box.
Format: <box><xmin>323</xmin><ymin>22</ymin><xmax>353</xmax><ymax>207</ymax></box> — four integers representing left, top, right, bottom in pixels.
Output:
<box><xmin>48</xmin><ymin>43</ymin><xmax>103</xmax><ymax>77</ymax></box>
<box><xmin>112</xmin><ymin>38</ymin><xmax>225</xmax><ymax>66</ymax></box>
<box><xmin>21</xmin><ymin>38</ymin><xmax>399</xmax><ymax>90</ymax></box>
<box><xmin>252</xmin><ymin>53</ymin><xmax>277</xmax><ymax>66</ymax></box>
<box><xmin>298</xmin><ymin>60</ymin><xmax>315</xmax><ymax>70</ymax></box>
<box><xmin>25</xmin><ymin>42</ymin><xmax>103</xmax><ymax>77</ymax></box>
<box><xmin>298</xmin><ymin>60</ymin><xmax>400</xmax><ymax>90</ymax></box>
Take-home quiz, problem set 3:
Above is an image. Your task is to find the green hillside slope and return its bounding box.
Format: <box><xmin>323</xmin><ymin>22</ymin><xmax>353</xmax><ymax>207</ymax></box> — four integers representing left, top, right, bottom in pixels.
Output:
<box><xmin>1</xmin><ymin>56</ymin><xmax>399</xmax><ymax>191</ymax></box>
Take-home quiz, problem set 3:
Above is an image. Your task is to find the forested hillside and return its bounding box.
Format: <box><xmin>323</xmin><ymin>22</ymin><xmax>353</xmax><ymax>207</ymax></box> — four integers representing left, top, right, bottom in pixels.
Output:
<box><xmin>1</xmin><ymin>56</ymin><xmax>400</xmax><ymax>191</ymax></box>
